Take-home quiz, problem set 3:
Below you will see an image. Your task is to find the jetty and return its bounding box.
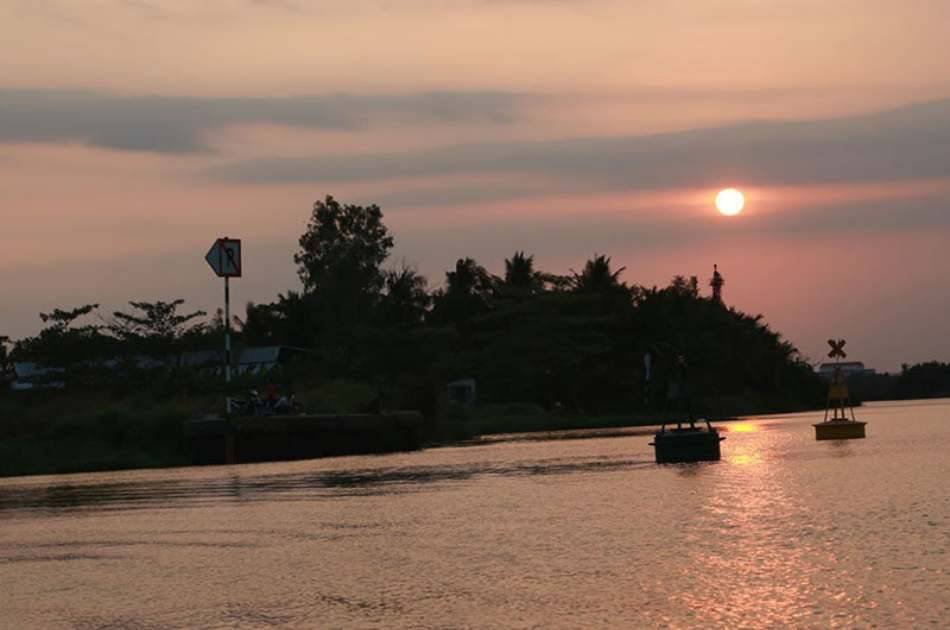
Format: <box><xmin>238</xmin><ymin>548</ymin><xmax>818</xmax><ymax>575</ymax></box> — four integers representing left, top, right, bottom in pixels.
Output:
<box><xmin>185</xmin><ymin>412</ymin><xmax>425</xmax><ymax>465</ymax></box>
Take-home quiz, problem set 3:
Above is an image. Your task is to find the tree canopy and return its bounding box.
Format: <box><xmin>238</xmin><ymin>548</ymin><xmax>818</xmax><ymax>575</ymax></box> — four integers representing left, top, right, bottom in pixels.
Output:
<box><xmin>109</xmin><ymin>300</ymin><xmax>207</xmax><ymax>359</ymax></box>
<box><xmin>295</xmin><ymin>195</ymin><xmax>394</xmax><ymax>299</ymax></box>
<box><xmin>5</xmin><ymin>195</ymin><xmax>827</xmax><ymax>416</ymax></box>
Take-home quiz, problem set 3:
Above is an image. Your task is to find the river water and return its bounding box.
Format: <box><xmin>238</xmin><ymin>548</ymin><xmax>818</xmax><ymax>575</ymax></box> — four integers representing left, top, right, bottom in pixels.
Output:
<box><xmin>1</xmin><ymin>400</ymin><xmax>948</xmax><ymax>629</ymax></box>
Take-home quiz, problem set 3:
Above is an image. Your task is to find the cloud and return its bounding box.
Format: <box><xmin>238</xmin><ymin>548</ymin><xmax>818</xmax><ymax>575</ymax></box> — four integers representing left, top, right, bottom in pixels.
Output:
<box><xmin>209</xmin><ymin>99</ymin><xmax>950</xmax><ymax>189</ymax></box>
<box><xmin>0</xmin><ymin>89</ymin><xmax>529</xmax><ymax>153</ymax></box>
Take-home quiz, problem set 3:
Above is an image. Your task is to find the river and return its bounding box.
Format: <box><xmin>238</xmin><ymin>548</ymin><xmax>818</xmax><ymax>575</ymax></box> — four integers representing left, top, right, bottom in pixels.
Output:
<box><xmin>1</xmin><ymin>400</ymin><xmax>948</xmax><ymax>628</ymax></box>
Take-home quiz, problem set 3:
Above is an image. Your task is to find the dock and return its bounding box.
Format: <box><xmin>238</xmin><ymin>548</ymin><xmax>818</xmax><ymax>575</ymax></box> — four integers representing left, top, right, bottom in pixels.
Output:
<box><xmin>185</xmin><ymin>412</ymin><xmax>426</xmax><ymax>465</ymax></box>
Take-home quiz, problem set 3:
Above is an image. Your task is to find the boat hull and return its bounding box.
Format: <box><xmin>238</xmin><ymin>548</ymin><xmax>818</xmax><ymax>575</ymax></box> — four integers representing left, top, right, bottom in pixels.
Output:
<box><xmin>651</xmin><ymin>429</ymin><xmax>723</xmax><ymax>463</ymax></box>
<box><xmin>813</xmin><ymin>420</ymin><xmax>866</xmax><ymax>440</ymax></box>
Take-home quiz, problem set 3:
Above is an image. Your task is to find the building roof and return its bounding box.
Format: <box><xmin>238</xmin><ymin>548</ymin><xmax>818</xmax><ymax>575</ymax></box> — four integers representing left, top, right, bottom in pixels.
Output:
<box><xmin>13</xmin><ymin>362</ymin><xmax>65</xmax><ymax>378</ymax></box>
<box><xmin>818</xmin><ymin>362</ymin><xmax>866</xmax><ymax>371</ymax></box>
<box><xmin>179</xmin><ymin>350</ymin><xmax>224</xmax><ymax>367</ymax></box>
<box><xmin>238</xmin><ymin>346</ymin><xmax>281</xmax><ymax>365</ymax></box>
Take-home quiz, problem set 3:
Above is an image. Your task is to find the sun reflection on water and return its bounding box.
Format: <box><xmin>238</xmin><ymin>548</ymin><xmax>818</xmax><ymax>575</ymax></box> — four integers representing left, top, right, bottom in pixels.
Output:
<box><xmin>675</xmin><ymin>421</ymin><xmax>834</xmax><ymax>627</ymax></box>
<box><xmin>728</xmin><ymin>452</ymin><xmax>762</xmax><ymax>466</ymax></box>
<box><xmin>727</xmin><ymin>422</ymin><xmax>759</xmax><ymax>433</ymax></box>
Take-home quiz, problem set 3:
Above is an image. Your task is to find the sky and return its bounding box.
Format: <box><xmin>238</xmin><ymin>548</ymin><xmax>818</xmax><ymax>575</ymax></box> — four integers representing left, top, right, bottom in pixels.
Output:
<box><xmin>2</xmin><ymin>0</ymin><xmax>950</xmax><ymax>371</ymax></box>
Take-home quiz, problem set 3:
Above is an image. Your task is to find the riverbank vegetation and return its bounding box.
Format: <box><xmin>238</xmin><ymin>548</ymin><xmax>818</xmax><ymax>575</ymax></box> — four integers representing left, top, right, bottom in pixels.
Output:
<box><xmin>851</xmin><ymin>362</ymin><xmax>950</xmax><ymax>402</ymax></box>
<box><xmin>2</xmin><ymin>196</ymin><xmax>832</xmax><ymax>476</ymax></box>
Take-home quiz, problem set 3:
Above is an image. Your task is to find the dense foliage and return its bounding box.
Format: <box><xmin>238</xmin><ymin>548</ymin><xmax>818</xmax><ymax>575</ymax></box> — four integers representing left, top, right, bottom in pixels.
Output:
<box><xmin>2</xmin><ymin>195</ymin><xmax>826</xmax><ymax>419</ymax></box>
<box><xmin>853</xmin><ymin>362</ymin><xmax>950</xmax><ymax>402</ymax></box>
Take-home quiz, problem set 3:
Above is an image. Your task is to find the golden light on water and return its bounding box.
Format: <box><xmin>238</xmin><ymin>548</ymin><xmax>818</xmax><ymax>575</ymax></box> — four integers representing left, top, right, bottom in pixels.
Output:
<box><xmin>725</xmin><ymin>422</ymin><xmax>762</xmax><ymax>464</ymax></box>
<box><xmin>729</xmin><ymin>452</ymin><xmax>763</xmax><ymax>466</ymax></box>
<box><xmin>716</xmin><ymin>188</ymin><xmax>745</xmax><ymax>215</ymax></box>
<box><xmin>728</xmin><ymin>422</ymin><xmax>759</xmax><ymax>433</ymax></box>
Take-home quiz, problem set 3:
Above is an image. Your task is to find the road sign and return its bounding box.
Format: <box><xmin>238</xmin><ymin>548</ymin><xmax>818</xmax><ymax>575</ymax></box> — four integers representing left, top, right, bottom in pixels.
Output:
<box><xmin>827</xmin><ymin>338</ymin><xmax>847</xmax><ymax>359</ymax></box>
<box><xmin>205</xmin><ymin>238</ymin><xmax>242</xmax><ymax>278</ymax></box>
<box><xmin>205</xmin><ymin>237</ymin><xmax>242</xmax><ymax>383</ymax></box>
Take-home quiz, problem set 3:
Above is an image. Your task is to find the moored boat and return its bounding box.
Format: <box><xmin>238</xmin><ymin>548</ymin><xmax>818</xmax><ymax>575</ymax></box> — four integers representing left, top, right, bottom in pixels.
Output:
<box><xmin>650</xmin><ymin>419</ymin><xmax>724</xmax><ymax>463</ymax></box>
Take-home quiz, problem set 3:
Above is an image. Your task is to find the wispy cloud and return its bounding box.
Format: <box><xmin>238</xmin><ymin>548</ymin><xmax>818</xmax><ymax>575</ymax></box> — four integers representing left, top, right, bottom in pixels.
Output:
<box><xmin>207</xmin><ymin>99</ymin><xmax>950</xmax><ymax>189</ymax></box>
<box><xmin>0</xmin><ymin>89</ymin><xmax>530</xmax><ymax>153</ymax></box>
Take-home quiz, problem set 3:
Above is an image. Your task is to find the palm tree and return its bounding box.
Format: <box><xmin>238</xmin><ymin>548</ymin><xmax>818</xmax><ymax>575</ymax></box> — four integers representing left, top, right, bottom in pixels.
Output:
<box><xmin>445</xmin><ymin>258</ymin><xmax>495</xmax><ymax>298</ymax></box>
<box><xmin>503</xmin><ymin>251</ymin><xmax>541</xmax><ymax>293</ymax></box>
<box><xmin>431</xmin><ymin>258</ymin><xmax>496</xmax><ymax>325</ymax></box>
<box><xmin>381</xmin><ymin>264</ymin><xmax>431</xmax><ymax>325</ymax></box>
<box><xmin>571</xmin><ymin>254</ymin><xmax>626</xmax><ymax>293</ymax></box>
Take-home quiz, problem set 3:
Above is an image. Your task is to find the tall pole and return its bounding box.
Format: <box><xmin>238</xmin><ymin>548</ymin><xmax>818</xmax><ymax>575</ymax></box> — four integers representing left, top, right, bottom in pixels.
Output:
<box><xmin>225</xmin><ymin>276</ymin><xmax>232</xmax><ymax>383</ymax></box>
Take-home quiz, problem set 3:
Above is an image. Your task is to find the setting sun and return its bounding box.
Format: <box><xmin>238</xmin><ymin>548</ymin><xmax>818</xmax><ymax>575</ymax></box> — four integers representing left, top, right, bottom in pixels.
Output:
<box><xmin>716</xmin><ymin>188</ymin><xmax>745</xmax><ymax>216</ymax></box>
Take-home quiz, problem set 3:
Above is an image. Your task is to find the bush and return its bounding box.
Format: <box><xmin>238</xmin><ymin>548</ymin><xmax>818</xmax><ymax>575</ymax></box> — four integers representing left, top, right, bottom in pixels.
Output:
<box><xmin>296</xmin><ymin>379</ymin><xmax>378</xmax><ymax>414</ymax></box>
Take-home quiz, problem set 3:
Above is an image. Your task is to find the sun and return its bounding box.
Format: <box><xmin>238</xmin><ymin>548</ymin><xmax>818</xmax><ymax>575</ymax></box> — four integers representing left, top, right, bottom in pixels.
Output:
<box><xmin>715</xmin><ymin>188</ymin><xmax>745</xmax><ymax>216</ymax></box>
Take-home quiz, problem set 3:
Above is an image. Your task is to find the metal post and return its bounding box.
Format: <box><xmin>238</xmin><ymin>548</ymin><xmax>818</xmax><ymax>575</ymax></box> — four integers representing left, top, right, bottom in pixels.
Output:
<box><xmin>225</xmin><ymin>276</ymin><xmax>231</xmax><ymax>383</ymax></box>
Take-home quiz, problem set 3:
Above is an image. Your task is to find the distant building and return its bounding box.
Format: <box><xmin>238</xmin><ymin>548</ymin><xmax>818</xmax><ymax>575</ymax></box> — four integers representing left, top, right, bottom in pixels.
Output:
<box><xmin>5</xmin><ymin>346</ymin><xmax>315</xmax><ymax>390</ymax></box>
<box><xmin>177</xmin><ymin>350</ymin><xmax>224</xmax><ymax>370</ymax></box>
<box><xmin>9</xmin><ymin>362</ymin><xmax>66</xmax><ymax>391</ymax></box>
<box><xmin>817</xmin><ymin>362</ymin><xmax>876</xmax><ymax>380</ymax></box>
<box><xmin>236</xmin><ymin>346</ymin><xmax>311</xmax><ymax>374</ymax></box>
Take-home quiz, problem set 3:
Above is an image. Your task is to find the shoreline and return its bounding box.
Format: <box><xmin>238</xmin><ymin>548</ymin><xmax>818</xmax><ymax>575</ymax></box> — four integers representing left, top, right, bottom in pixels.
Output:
<box><xmin>0</xmin><ymin>400</ymin><xmax>828</xmax><ymax>479</ymax></box>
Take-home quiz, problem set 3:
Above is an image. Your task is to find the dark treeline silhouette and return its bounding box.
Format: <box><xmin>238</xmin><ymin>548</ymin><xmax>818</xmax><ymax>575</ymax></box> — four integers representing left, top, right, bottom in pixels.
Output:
<box><xmin>893</xmin><ymin>362</ymin><xmax>950</xmax><ymax>399</ymax></box>
<box><xmin>852</xmin><ymin>362</ymin><xmax>950</xmax><ymax>402</ymax></box>
<box><xmin>2</xmin><ymin>195</ymin><xmax>826</xmax><ymax>420</ymax></box>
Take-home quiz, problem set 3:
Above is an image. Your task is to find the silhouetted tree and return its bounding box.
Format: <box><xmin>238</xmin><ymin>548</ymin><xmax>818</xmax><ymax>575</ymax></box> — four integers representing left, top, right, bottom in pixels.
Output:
<box><xmin>39</xmin><ymin>304</ymin><xmax>100</xmax><ymax>332</ymax></box>
<box><xmin>380</xmin><ymin>264</ymin><xmax>430</xmax><ymax>326</ymax></box>
<box><xmin>431</xmin><ymin>258</ymin><xmax>496</xmax><ymax>326</ymax></box>
<box><xmin>571</xmin><ymin>255</ymin><xmax>626</xmax><ymax>293</ymax></box>
<box><xmin>295</xmin><ymin>195</ymin><xmax>394</xmax><ymax>302</ymax></box>
<box><xmin>294</xmin><ymin>196</ymin><xmax>395</xmax><ymax>368</ymax></box>
<box><xmin>894</xmin><ymin>361</ymin><xmax>950</xmax><ymax>399</ymax></box>
<box><xmin>234</xmin><ymin>301</ymin><xmax>279</xmax><ymax>346</ymax></box>
<box><xmin>668</xmin><ymin>275</ymin><xmax>700</xmax><ymax>298</ymax></box>
<box><xmin>234</xmin><ymin>293</ymin><xmax>319</xmax><ymax>348</ymax></box>
<box><xmin>502</xmin><ymin>251</ymin><xmax>543</xmax><ymax>296</ymax></box>
<box><xmin>12</xmin><ymin>303</ymin><xmax>110</xmax><ymax>368</ymax></box>
<box><xmin>0</xmin><ymin>335</ymin><xmax>10</xmax><ymax>366</ymax></box>
<box><xmin>109</xmin><ymin>300</ymin><xmax>206</xmax><ymax>360</ymax></box>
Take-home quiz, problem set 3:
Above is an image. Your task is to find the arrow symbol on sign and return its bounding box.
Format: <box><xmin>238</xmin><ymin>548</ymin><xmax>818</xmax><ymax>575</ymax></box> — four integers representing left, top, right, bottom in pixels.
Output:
<box><xmin>224</xmin><ymin>246</ymin><xmax>238</xmax><ymax>273</ymax></box>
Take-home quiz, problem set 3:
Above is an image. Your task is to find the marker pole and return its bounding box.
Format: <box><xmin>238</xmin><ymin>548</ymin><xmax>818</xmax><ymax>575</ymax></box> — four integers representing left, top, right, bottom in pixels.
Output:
<box><xmin>225</xmin><ymin>276</ymin><xmax>232</xmax><ymax>383</ymax></box>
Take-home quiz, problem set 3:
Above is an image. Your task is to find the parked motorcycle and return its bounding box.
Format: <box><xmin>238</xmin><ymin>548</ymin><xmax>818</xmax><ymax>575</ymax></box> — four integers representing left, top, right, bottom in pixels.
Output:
<box><xmin>226</xmin><ymin>390</ymin><xmax>299</xmax><ymax>417</ymax></box>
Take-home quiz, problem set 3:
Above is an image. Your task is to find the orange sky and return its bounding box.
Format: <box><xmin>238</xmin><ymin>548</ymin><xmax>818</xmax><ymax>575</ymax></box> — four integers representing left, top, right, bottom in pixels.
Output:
<box><xmin>2</xmin><ymin>0</ymin><xmax>950</xmax><ymax>370</ymax></box>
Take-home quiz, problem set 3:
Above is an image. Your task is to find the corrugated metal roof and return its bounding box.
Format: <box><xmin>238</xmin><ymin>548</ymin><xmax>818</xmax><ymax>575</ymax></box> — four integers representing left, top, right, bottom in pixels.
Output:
<box><xmin>13</xmin><ymin>362</ymin><xmax>65</xmax><ymax>378</ymax></box>
<box><xmin>238</xmin><ymin>346</ymin><xmax>282</xmax><ymax>365</ymax></box>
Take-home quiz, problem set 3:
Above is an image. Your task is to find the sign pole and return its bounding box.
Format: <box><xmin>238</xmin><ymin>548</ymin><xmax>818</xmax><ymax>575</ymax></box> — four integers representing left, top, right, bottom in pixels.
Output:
<box><xmin>205</xmin><ymin>236</ymin><xmax>241</xmax><ymax>385</ymax></box>
<box><xmin>225</xmin><ymin>275</ymin><xmax>231</xmax><ymax>383</ymax></box>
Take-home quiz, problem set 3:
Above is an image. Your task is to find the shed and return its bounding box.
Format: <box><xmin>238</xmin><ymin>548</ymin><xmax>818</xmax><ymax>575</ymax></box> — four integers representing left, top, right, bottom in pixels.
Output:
<box><xmin>447</xmin><ymin>378</ymin><xmax>477</xmax><ymax>405</ymax></box>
